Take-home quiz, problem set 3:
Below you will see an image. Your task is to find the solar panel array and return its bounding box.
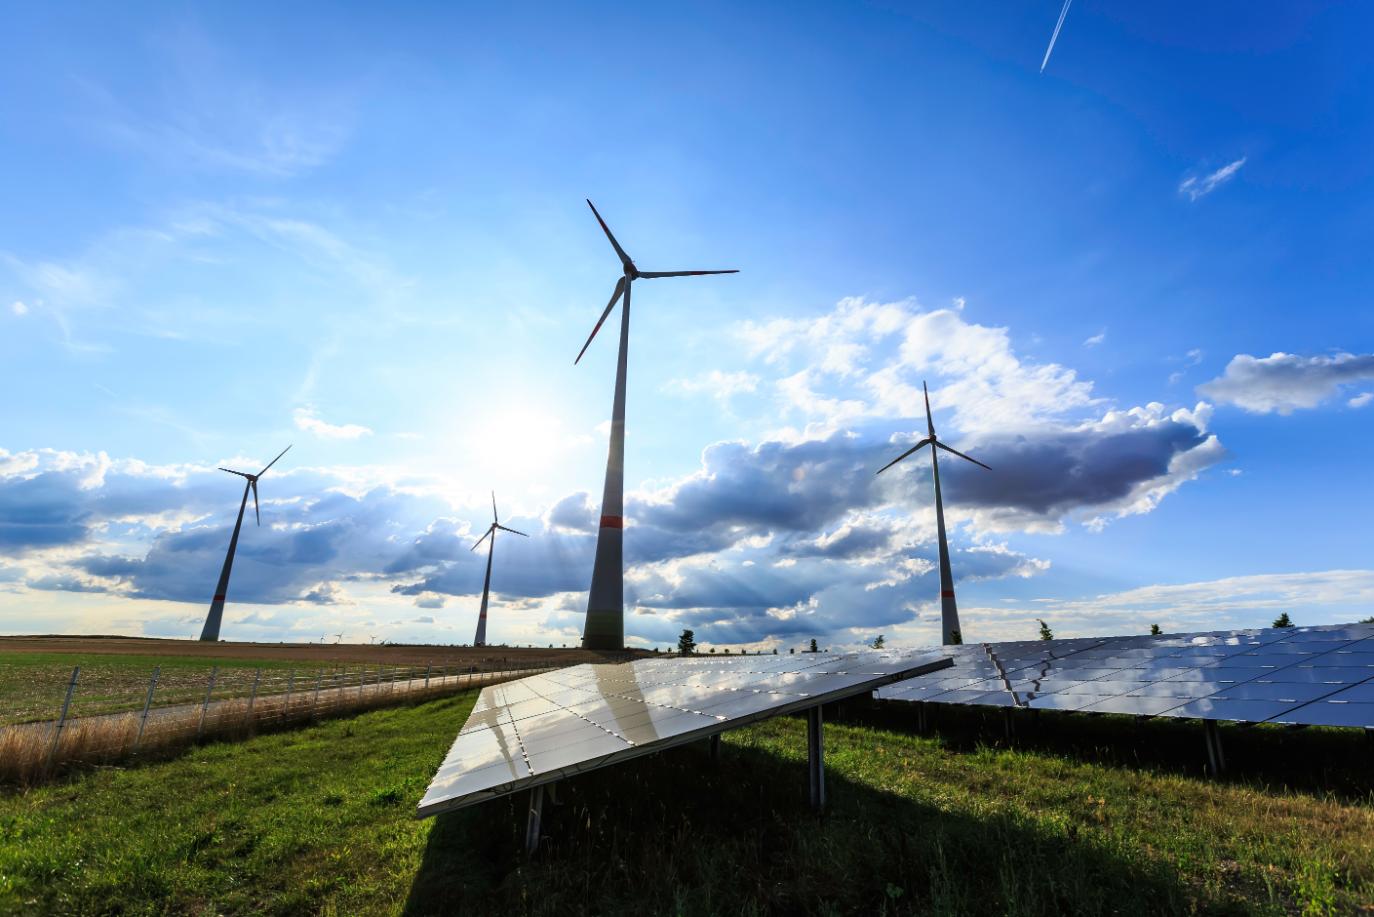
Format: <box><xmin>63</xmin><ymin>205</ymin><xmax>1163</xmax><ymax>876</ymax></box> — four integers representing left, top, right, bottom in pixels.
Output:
<box><xmin>876</xmin><ymin>622</ymin><xmax>1374</xmax><ymax>728</ymax></box>
<box><xmin>417</xmin><ymin>650</ymin><xmax>952</xmax><ymax>818</ymax></box>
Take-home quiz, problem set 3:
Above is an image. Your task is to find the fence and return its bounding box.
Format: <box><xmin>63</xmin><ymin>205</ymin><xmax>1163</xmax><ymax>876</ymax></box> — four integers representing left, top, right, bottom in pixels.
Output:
<box><xmin>0</xmin><ymin>661</ymin><xmax>553</xmax><ymax>786</ymax></box>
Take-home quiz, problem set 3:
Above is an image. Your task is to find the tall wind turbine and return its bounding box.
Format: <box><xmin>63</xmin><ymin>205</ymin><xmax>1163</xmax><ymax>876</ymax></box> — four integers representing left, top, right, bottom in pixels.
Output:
<box><xmin>575</xmin><ymin>199</ymin><xmax>738</xmax><ymax>650</ymax></box>
<box><xmin>470</xmin><ymin>492</ymin><xmax>528</xmax><ymax>647</ymax></box>
<box><xmin>199</xmin><ymin>445</ymin><xmax>291</xmax><ymax>642</ymax></box>
<box><xmin>876</xmin><ymin>383</ymin><xmax>989</xmax><ymax>645</ymax></box>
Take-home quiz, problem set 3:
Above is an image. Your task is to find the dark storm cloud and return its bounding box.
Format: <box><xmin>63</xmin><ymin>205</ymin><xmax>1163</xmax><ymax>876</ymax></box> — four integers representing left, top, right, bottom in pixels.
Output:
<box><xmin>938</xmin><ymin>420</ymin><xmax>1211</xmax><ymax>518</ymax></box>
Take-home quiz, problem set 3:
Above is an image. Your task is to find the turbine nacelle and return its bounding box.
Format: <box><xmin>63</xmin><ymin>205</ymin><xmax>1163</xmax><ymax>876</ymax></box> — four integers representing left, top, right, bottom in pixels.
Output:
<box><xmin>575</xmin><ymin>199</ymin><xmax>738</xmax><ymax>365</ymax></box>
<box><xmin>218</xmin><ymin>444</ymin><xmax>292</xmax><ymax>526</ymax></box>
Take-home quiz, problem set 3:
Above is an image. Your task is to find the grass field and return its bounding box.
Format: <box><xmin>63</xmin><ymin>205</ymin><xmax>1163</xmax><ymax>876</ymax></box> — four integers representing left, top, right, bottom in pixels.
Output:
<box><xmin>1</xmin><ymin>689</ymin><xmax>1371</xmax><ymax>915</ymax></box>
<box><xmin>0</xmin><ymin>638</ymin><xmax>644</xmax><ymax>727</ymax></box>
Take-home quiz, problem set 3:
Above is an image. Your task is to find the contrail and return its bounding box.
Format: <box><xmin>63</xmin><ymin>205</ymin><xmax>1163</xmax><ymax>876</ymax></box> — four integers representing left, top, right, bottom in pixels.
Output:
<box><xmin>1040</xmin><ymin>0</ymin><xmax>1073</xmax><ymax>73</ymax></box>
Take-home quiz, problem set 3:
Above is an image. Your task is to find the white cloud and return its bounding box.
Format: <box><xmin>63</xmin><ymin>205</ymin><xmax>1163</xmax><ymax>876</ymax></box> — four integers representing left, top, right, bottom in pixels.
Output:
<box><xmin>739</xmin><ymin>297</ymin><xmax>1099</xmax><ymax>438</ymax></box>
<box><xmin>293</xmin><ymin>406</ymin><xmax>373</xmax><ymax>440</ymax></box>
<box><xmin>1083</xmin><ymin>330</ymin><xmax>1105</xmax><ymax>347</ymax></box>
<box><xmin>1349</xmin><ymin>392</ymin><xmax>1373</xmax><ymax>409</ymax></box>
<box><xmin>1178</xmin><ymin>157</ymin><xmax>1246</xmax><ymax>201</ymax></box>
<box><xmin>1199</xmin><ymin>351</ymin><xmax>1374</xmax><ymax>414</ymax></box>
<box><xmin>10</xmin><ymin>300</ymin><xmax>27</xmax><ymax>317</ymax></box>
<box><xmin>666</xmin><ymin>370</ymin><xmax>759</xmax><ymax>404</ymax></box>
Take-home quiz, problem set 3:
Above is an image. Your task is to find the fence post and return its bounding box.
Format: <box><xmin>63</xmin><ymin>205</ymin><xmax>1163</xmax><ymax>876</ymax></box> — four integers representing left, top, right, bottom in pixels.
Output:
<box><xmin>285</xmin><ymin>669</ymin><xmax>296</xmax><ymax>715</ymax></box>
<box><xmin>197</xmin><ymin>666</ymin><xmax>218</xmax><ymax>739</ymax></box>
<box><xmin>45</xmin><ymin>666</ymin><xmax>81</xmax><ymax>773</ymax></box>
<box><xmin>246</xmin><ymin>668</ymin><xmax>262</xmax><ymax>723</ymax></box>
<box><xmin>424</xmin><ymin>662</ymin><xmax>432</xmax><ymax>690</ymax></box>
<box><xmin>312</xmin><ymin>669</ymin><xmax>323</xmax><ymax>718</ymax></box>
<box><xmin>133</xmin><ymin>666</ymin><xmax>160</xmax><ymax>753</ymax></box>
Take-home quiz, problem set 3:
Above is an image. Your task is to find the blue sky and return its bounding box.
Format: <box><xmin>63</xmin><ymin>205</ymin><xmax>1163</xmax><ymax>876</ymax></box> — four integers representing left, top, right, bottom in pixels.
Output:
<box><xmin>2</xmin><ymin>1</ymin><xmax>1372</xmax><ymax>649</ymax></box>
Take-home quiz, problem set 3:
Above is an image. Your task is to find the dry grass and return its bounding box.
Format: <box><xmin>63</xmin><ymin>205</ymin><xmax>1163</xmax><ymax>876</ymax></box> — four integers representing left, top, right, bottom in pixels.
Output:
<box><xmin>0</xmin><ymin>668</ymin><xmax>542</xmax><ymax>787</ymax></box>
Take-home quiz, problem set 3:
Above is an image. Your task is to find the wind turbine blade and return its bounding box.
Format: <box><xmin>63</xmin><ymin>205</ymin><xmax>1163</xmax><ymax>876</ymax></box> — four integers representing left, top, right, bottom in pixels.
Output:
<box><xmin>935</xmin><ymin>440</ymin><xmax>991</xmax><ymax>471</ymax></box>
<box><xmin>252</xmin><ymin>480</ymin><xmax>261</xmax><ymax>525</ymax></box>
<box><xmin>1041</xmin><ymin>0</ymin><xmax>1073</xmax><ymax>73</ymax></box>
<box><xmin>492</xmin><ymin>491</ymin><xmax>498</xmax><ymax>524</ymax></box>
<box><xmin>258</xmin><ymin>444</ymin><xmax>292</xmax><ymax>477</ymax></box>
<box><xmin>922</xmin><ymin>381</ymin><xmax>935</xmax><ymax>437</ymax></box>
<box><xmin>637</xmin><ymin>270</ymin><xmax>740</xmax><ymax>278</ymax></box>
<box><xmin>219</xmin><ymin>468</ymin><xmax>254</xmax><ymax>480</ymax></box>
<box><xmin>586</xmin><ymin>199</ymin><xmax>633</xmax><ymax>269</ymax></box>
<box><xmin>574</xmin><ymin>276</ymin><xmax>626</xmax><ymax>365</ymax></box>
<box><xmin>471</xmin><ymin>526</ymin><xmax>494</xmax><ymax>552</ymax></box>
<box><xmin>497</xmin><ymin>525</ymin><xmax>529</xmax><ymax>537</ymax></box>
<box><xmin>875</xmin><ymin>437</ymin><xmax>933</xmax><ymax>475</ymax></box>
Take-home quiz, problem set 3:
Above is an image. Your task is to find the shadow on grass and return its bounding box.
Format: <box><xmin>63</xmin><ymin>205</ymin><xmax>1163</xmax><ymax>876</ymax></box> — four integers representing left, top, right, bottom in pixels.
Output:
<box><xmin>847</xmin><ymin>700</ymin><xmax>1374</xmax><ymax>803</ymax></box>
<box><xmin>402</xmin><ymin>733</ymin><xmax>1226</xmax><ymax>917</ymax></box>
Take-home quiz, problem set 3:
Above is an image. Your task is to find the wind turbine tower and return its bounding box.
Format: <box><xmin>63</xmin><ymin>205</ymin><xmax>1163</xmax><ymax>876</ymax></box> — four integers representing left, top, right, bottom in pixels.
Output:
<box><xmin>575</xmin><ymin>199</ymin><xmax>737</xmax><ymax>650</ymax></box>
<box><xmin>199</xmin><ymin>445</ymin><xmax>291</xmax><ymax>642</ymax></box>
<box><xmin>470</xmin><ymin>492</ymin><xmax>528</xmax><ymax>647</ymax></box>
<box><xmin>876</xmin><ymin>383</ymin><xmax>989</xmax><ymax>645</ymax></box>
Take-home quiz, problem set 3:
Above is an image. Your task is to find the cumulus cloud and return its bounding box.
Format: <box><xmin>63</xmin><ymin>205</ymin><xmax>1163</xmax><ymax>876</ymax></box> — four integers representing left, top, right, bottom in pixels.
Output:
<box><xmin>1178</xmin><ymin>157</ymin><xmax>1246</xmax><ymax>201</ymax></box>
<box><xmin>293</xmin><ymin>406</ymin><xmax>373</xmax><ymax>439</ymax></box>
<box><xmin>1199</xmin><ymin>352</ymin><xmax>1374</xmax><ymax>414</ymax></box>
<box><xmin>10</xmin><ymin>301</ymin><xmax>27</xmax><ymax>317</ymax></box>
<box><xmin>1350</xmin><ymin>392</ymin><xmax>1373</xmax><ymax>409</ymax></box>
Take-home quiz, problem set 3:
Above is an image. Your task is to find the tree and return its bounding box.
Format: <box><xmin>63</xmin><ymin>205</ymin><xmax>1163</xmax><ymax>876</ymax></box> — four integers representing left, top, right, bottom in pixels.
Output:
<box><xmin>871</xmin><ymin>635</ymin><xmax>886</xmax><ymax>650</ymax></box>
<box><xmin>1272</xmin><ymin>612</ymin><xmax>1294</xmax><ymax>628</ymax></box>
<box><xmin>1037</xmin><ymin>619</ymin><xmax>1053</xmax><ymax>641</ymax></box>
<box><xmin>809</xmin><ymin>638</ymin><xmax>819</xmax><ymax>653</ymax></box>
<box><xmin>677</xmin><ymin>629</ymin><xmax>697</xmax><ymax>655</ymax></box>
<box><xmin>1359</xmin><ymin>616</ymin><xmax>1374</xmax><ymax>624</ymax></box>
<box><xmin>1149</xmin><ymin>623</ymin><xmax>1162</xmax><ymax>636</ymax></box>
<box><xmin>949</xmin><ymin>630</ymin><xmax>962</xmax><ymax>645</ymax></box>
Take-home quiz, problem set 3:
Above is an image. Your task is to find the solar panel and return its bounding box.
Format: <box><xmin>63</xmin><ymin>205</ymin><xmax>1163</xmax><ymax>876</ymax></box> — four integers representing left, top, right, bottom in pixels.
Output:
<box><xmin>875</xmin><ymin>623</ymin><xmax>1374</xmax><ymax>729</ymax></box>
<box><xmin>417</xmin><ymin>650</ymin><xmax>953</xmax><ymax>819</ymax></box>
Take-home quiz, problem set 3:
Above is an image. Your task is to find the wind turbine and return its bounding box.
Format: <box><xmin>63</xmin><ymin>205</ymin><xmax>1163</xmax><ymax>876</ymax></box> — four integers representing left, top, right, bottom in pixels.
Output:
<box><xmin>198</xmin><ymin>445</ymin><xmax>292</xmax><ymax>642</ymax></box>
<box><xmin>470</xmin><ymin>492</ymin><xmax>528</xmax><ymax>647</ymax></box>
<box><xmin>876</xmin><ymin>383</ymin><xmax>989</xmax><ymax>645</ymax></box>
<box><xmin>575</xmin><ymin>199</ymin><xmax>738</xmax><ymax>650</ymax></box>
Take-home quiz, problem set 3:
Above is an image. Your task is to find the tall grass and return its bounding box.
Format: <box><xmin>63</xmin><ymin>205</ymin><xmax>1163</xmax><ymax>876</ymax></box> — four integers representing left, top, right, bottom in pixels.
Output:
<box><xmin>0</xmin><ymin>668</ymin><xmax>543</xmax><ymax>787</ymax></box>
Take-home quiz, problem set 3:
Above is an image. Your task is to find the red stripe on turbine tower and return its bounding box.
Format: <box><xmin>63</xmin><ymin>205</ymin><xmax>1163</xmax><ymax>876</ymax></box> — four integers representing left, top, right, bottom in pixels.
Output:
<box><xmin>599</xmin><ymin>515</ymin><xmax>624</xmax><ymax>529</ymax></box>
<box><xmin>941</xmin><ymin>591</ymin><xmax>955</xmax><ymax>598</ymax></box>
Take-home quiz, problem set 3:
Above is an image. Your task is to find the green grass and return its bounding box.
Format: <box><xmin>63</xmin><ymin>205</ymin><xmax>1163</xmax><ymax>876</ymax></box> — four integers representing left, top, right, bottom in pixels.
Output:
<box><xmin>0</xmin><ymin>653</ymin><xmax>361</xmax><ymax>727</ymax></box>
<box><xmin>1</xmin><ymin>692</ymin><xmax>1371</xmax><ymax>916</ymax></box>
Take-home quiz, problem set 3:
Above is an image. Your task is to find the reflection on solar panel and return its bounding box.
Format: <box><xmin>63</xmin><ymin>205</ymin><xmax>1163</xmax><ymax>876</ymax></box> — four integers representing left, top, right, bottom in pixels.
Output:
<box><xmin>417</xmin><ymin>650</ymin><xmax>952</xmax><ymax>820</ymax></box>
<box><xmin>876</xmin><ymin>623</ymin><xmax>1374</xmax><ymax>729</ymax></box>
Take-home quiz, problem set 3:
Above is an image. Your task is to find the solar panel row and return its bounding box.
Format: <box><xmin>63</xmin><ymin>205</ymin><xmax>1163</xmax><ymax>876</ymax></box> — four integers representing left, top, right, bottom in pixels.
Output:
<box><xmin>417</xmin><ymin>650</ymin><xmax>952</xmax><ymax>818</ymax></box>
<box><xmin>875</xmin><ymin>623</ymin><xmax>1374</xmax><ymax>728</ymax></box>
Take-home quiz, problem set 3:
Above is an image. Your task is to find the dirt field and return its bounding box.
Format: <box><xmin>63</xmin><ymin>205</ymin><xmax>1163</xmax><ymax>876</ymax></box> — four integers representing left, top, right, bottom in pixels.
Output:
<box><xmin>0</xmin><ymin>635</ymin><xmax>650</xmax><ymax>667</ymax></box>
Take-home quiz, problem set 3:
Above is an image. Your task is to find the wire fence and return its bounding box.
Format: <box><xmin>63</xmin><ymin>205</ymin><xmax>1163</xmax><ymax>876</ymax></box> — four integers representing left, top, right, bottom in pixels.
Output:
<box><xmin>0</xmin><ymin>661</ymin><xmax>553</xmax><ymax>787</ymax></box>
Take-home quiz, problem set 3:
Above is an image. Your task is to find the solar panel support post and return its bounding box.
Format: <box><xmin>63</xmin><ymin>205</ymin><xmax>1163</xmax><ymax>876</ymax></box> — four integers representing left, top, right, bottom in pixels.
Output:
<box><xmin>709</xmin><ymin>733</ymin><xmax>721</xmax><ymax>763</ymax></box>
<box><xmin>1003</xmin><ymin>707</ymin><xmax>1016</xmax><ymax>743</ymax></box>
<box><xmin>807</xmin><ymin>705</ymin><xmax>826</xmax><ymax>812</ymax></box>
<box><xmin>1203</xmin><ymin>719</ymin><xmax>1226</xmax><ymax>776</ymax></box>
<box><xmin>916</xmin><ymin>701</ymin><xmax>928</xmax><ymax>734</ymax></box>
<box><xmin>524</xmin><ymin>783</ymin><xmax>546</xmax><ymax>856</ymax></box>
